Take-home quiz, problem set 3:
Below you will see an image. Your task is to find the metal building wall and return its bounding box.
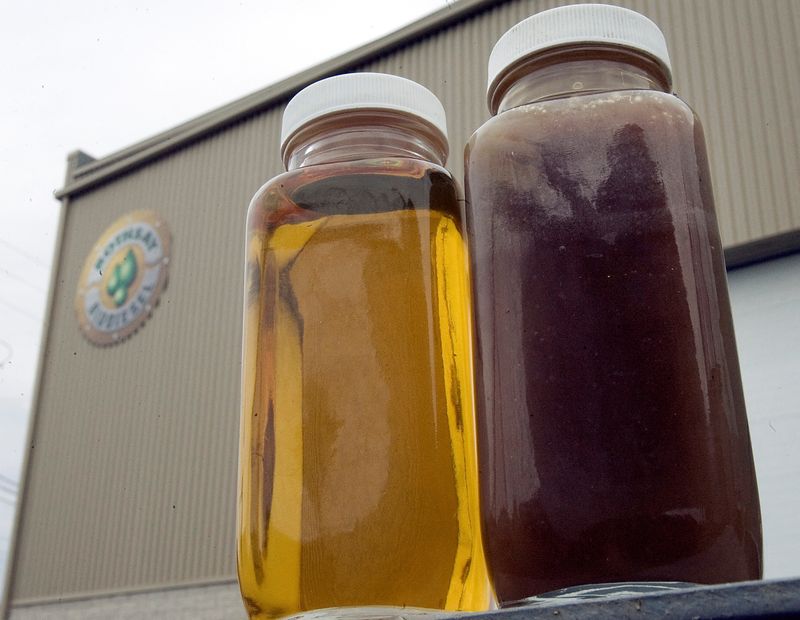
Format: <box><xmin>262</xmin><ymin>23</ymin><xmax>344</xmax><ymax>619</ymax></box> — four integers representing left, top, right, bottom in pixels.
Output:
<box><xmin>9</xmin><ymin>0</ymin><xmax>800</xmax><ymax>605</ymax></box>
<box><xmin>361</xmin><ymin>0</ymin><xmax>800</xmax><ymax>245</ymax></box>
<box><xmin>10</xmin><ymin>114</ymin><xmax>283</xmax><ymax>602</ymax></box>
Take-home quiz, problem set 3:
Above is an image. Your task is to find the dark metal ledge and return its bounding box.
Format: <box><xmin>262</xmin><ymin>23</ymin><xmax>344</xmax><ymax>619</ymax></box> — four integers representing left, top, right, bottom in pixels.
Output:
<box><xmin>725</xmin><ymin>229</ymin><xmax>800</xmax><ymax>269</ymax></box>
<box><xmin>472</xmin><ymin>579</ymin><xmax>800</xmax><ymax>620</ymax></box>
<box><xmin>8</xmin><ymin>578</ymin><xmax>800</xmax><ymax>619</ymax></box>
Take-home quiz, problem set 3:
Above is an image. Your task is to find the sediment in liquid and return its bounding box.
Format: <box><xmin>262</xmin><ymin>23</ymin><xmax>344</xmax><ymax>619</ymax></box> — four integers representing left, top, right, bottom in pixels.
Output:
<box><xmin>465</xmin><ymin>91</ymin><xmax>762</xmax><ymax>601</ymax></box>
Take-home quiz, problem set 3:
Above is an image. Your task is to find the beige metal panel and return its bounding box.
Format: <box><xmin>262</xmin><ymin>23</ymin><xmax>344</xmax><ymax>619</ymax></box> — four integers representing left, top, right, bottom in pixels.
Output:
<box><xmin>44</xmin><ymin>0</ymin><xmax>800</xmax><ymax>245</ymax></box>
<box><xmin>10</xmin><ymin>113</ymin><xmax>286</xmax><ymax>602</ymax></box>
<box><xmin>358</xmin><ymin>0</ymin><xmax>800</xmax><ymax>247</ymax></box>
<box><xmin>648</xmin><ymin>0</ymin><xmax>800</xmax><ymax>244</ymax></box>
<box><xmin>607</xmin><ymin>0</ymin><xmax>800</xmax><ymax>245</ymax></box>
<box><xmin>10</xmin><ymin>0</ymin><xmax>800</xmax><ymax>605</ymax></box>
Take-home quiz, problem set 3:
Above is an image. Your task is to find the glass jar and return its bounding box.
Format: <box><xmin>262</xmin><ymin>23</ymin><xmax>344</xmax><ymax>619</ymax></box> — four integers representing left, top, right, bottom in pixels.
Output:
<box><xmin>238</xmin><ymin>72</ymin><xmax>489</xmax><ymax>618</ymax></box>
<box><xmin>464</xmin><ymin>4</ymin><xmax>762</xmax><ymax>604</ymax></box>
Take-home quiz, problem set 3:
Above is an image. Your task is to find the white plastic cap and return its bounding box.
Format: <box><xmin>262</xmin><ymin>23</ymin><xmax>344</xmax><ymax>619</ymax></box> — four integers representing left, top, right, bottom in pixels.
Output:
<box><xmin>488</xmin><ymin>4</ymin><xmax>672</xmax><ymax>97</ymax></box>
<box><xmin>280</xmin><ymin>72</ymin><xmax>448</xmax><ymax>151</ymax></box>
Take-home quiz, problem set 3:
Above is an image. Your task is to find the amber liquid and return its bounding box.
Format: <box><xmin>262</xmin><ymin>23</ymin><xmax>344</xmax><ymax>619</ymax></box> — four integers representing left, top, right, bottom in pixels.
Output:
<box><xmin>465</xmin><ymin>91</ymin><xmax>762</xmax><ymax>602</ymax></box>
<box><xmin>238</xmin><ymin>159</ymin><xmax>489</xmax><ymax>618</ymax></box>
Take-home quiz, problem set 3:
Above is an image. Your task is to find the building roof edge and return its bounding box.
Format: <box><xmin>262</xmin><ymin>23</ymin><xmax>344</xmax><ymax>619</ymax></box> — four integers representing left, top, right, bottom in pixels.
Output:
<box><xmin>56</xmin><ymin>0</ymin><xmax>504</xmax><ymax>200</ymax></box>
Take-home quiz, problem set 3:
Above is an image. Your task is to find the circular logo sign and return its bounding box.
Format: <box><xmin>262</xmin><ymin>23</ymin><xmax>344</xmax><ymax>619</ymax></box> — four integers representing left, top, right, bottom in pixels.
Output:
<box><xmin>75</xmin><ymin>210</ymin><xmax>171</xmax><ymax>346</ymax></box>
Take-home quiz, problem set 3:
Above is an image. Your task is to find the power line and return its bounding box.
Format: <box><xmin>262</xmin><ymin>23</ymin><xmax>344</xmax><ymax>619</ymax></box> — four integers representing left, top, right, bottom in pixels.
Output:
<box><xmin>0</xmin><ymin>339</ymin><xmax>11</xmax><ymax>366</ymax></box>
<box><xmin>0</xmin><ymin>268</ymin><xmax>47</xmax><ymax>294</ymax></box>
<box><xmin>0</xmin><ymin>474</ymin><xmax>19</xmax><ymax>487</ymax></box>
<box><xmin>0</xmin><ymin>237</ymin><xmax>49</xmax><ymax>269</ymax></box>
<box><xmin>0</xmin><ymin>475</ymin><xmax>17</xmax><ymax>486</ymax></box>
<box><xmin>0</xmin><ymin>297</ymin><xmax>43</xmax><ymax>323</ymax></box>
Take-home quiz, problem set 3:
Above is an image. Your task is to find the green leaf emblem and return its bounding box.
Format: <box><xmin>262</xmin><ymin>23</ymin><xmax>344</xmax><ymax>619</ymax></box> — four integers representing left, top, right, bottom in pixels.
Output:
<box><xmin>106</xmin><ymin>249</ymin><xmax>138</xmax><ymax>307</ymax></box>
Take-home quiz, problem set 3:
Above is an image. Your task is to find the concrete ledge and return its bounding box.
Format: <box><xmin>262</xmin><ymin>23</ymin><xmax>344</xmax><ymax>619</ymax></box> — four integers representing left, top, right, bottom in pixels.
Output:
<box><xmin>10</xmin><ymin>581</ymin><xmax>243</xmax><ymax>619</ymax></box>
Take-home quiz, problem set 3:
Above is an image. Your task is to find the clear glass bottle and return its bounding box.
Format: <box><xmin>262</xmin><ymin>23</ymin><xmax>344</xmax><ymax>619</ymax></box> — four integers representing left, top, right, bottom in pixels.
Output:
<box><xmin>238</xmin><ymin>73</ymin><xmax>489</xmax><ymax>618</ymax></box>
<box><xmin>464</xmin><ymin>5</ymin><xmax>762</xmax><ymax>603</ymax></box>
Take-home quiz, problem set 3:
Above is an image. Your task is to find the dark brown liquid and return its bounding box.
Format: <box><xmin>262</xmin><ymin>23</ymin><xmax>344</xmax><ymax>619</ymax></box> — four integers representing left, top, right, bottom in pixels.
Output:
<box><xmin>464</xmin><ymin>91</ymin><xmax>762</xmax><ymax>602</ymax></box>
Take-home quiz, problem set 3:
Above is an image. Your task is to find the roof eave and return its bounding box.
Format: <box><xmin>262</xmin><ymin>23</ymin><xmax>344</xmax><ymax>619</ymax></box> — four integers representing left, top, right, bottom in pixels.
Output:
<box><xmin>56</xmin><ymin>0</ymin><xmax>503</xmax><ymax>200</ymax></box>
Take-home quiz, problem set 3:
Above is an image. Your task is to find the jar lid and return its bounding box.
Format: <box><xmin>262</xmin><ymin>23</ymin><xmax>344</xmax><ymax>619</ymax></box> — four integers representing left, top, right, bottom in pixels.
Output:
<box><xmin>280</xmin><ymin>73</ymin><xmax>448</xmax><ymax>152</ymax></box>
<box><xmin>487</xmin><ymin>4</ymin><xmax>672</xmax><ymax>100</ymax></box>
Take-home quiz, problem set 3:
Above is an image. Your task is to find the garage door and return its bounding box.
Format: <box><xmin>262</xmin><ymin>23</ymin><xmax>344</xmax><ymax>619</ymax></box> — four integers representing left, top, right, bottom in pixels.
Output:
<box><xmin>728</xmin><ymin>252</ymin><xmax>800</xmax><ymax>579</ymax></box>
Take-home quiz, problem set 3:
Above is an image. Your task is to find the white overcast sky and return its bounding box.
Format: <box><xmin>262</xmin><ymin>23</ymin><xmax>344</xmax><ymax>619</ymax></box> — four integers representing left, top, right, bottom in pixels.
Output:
<box><xmin>0</xmin><ymin>0</ymin><xmax>454</xmax><ymax>597</ymax></box>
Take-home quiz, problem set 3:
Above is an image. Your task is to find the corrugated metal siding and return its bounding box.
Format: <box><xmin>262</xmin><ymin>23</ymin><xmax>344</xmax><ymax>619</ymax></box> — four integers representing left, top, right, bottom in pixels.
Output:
<box><xmin>358</xmin><ymin>0</ymin><xmax>800</xmax><ymax>246</ymax></box>
<box><xmin>11</xmin><ymin>113</ymin><xmax>288</xmax><ymax>601</ymax></box>
<box><xmin>11</xmin><ymin>0</ymin><xmax>800</xmax><ymax>603</ymax></box>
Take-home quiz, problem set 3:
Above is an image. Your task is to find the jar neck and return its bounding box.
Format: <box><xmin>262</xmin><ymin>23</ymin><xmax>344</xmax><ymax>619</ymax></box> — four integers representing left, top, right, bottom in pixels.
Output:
<box><xmin>491</xmin><ymin>46</ymin><xmax>672</xmax><ymax>115</ymax></box>
<box><xmin>282</xmin><ymin>111</ymin><xmax>448</xmax><ymax>170</ymax></box>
